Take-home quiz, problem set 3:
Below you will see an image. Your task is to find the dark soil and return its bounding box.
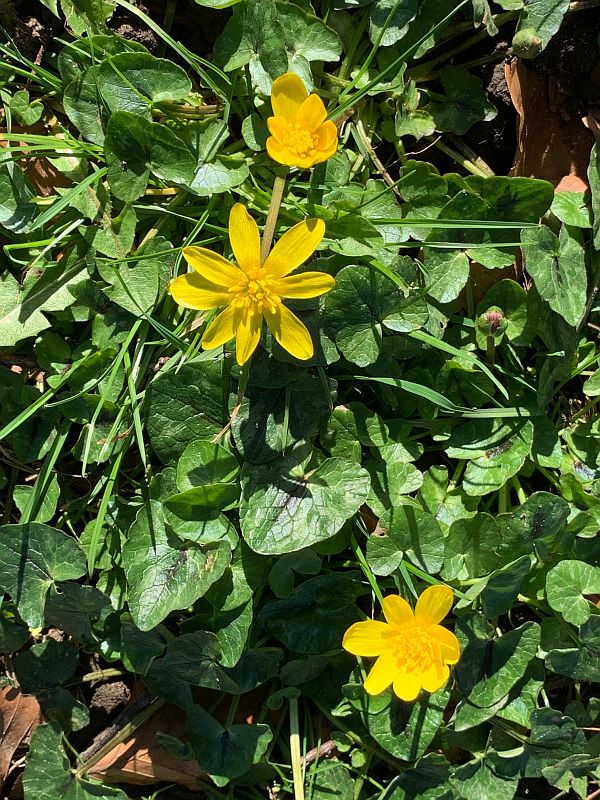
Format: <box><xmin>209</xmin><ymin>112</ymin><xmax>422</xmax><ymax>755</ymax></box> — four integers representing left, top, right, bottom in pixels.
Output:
<box><xmin>531</xmin><ymin>6</ymin><xmax>600</xmax><ymax>119</ymax></box>
<box><xmin>465</xmin><ymin>49</ymin><xmax>517</xmax><ymax>176</ymax></box>
<box><xmin>89</xmin><ymin>681</ymin><xmax>131</xmax><ymax>721</ymax></box>
<box><xmin>108</xmin><ymin>0</ymin><xmax>228</xmax><ymax>64</ymax></box>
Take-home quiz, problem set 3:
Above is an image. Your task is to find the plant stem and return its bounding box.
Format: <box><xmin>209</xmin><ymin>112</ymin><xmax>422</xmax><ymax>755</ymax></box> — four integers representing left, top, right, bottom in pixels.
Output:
<box><xmin>498</xmin><ymin>483</ymin><xmax>510</xmax><ymax>513</ymax></box>
<box><xmin>486</xmin><ymin>335</ymin><xmax>496</xmax><ymax>365</ymax></box>
<box><xmin>337</xmin><ymin>9</ymin><xmax>369</xmax><ymax>82</ymax></box>
<box><xmin>447</xmin><ymin>133</ymin><xmax>495</xmax><ymax>177</ymax></box>
<box><xmin>158</xmin><ymin>0</ymin><xmax>177</xmax><ymax>57</ymax></box>
<box><xmin>510</xmin><ymin>476</ymin><xmax>527</xmax><ymax>505</ymax></box>
<box><xmin>289</xmin><ymin>695</ymin><xmax>305</xmax><ymax>800</ymax></box>
<box><xmin>261</xmin><ymin>173</ymin><xmax>287</xmax><ymax>264</ymax></box>
<box><xmin>66</xmin><ymin>668</ymin><xmax>126</xmax><ymax>687</ymax></box>
<box><xmin>428</xmin><ymin>136</ymin><xmax>492</xmax><ymax>178</ymax></box>
<box><xmin>578</xmin><ymin>248</ymin><xmax>600</xmax><ymax>334</ymax></box>
<box><xmin>350</xmin><ymin>533</ymin><xmax>384</xmax><ymax>605</ymax></box>
<box><xmin>212</xmin><ymin>360</ymin><xmax>250</xmax><ymax>441</ymax></box>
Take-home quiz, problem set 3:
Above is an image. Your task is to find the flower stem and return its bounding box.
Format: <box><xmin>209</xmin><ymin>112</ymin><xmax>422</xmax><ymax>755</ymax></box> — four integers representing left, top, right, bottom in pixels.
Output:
<box><xmin>261</xmin><ymin>172</ymin><xmax>287</xmax><ymax>263</ymax></box>
<box><xmin>289</xmin><ymin>695</ymin><xmax>305</xmax><ymax>800</ymax></box>
<box><xmin>212</xmin><ymin>360</ymin><xmax>250</xmax><ymax>442</ymax></box>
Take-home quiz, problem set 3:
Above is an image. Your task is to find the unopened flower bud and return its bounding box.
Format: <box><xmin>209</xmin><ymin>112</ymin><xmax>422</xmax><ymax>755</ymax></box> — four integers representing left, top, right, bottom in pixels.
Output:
<box><xmin>477</xmin><ymin>307</ymin><xmax>507</xmax><ymax>338</ymax></box>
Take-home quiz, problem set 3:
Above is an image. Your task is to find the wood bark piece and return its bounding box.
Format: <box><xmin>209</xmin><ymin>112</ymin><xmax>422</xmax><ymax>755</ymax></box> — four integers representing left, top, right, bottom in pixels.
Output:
<box><xmin>506</xmin><ymin>58</ymin><xmax>595</xmax><ymax>192</ymax></box>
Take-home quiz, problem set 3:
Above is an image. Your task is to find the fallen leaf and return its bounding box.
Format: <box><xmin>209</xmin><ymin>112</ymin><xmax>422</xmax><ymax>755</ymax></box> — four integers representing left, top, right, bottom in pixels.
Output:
<box><xmin>87</xmin><ymin>703</ymin><xmax>204</xmax><ymax>788</ymax></box>
<box><xmin>0</xmin><ymin>686</ymin><xmax>42</xmax><ymax>789</ymax></box>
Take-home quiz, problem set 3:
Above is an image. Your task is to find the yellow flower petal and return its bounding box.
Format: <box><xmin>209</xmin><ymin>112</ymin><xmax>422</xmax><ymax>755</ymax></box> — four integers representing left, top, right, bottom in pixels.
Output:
<box><xmin>266</xmin><ymin>136</ymin><xmax>304</xmax><ymax>168</ymax></box>
<box><xmin>271</xmin><ymin>72</ymin><xmax>308</xmax><ymax>120</ymax></box>
<box><xmin>421</xmin><ymin>661</ymin><xmax>449</xmax><ymax>694</ymax></box>
<box><xmin>263</xmin><ymin>218</ymin><xmax>325</xmax><ymax>279</ymax></box>
<box><xmin>263</xmin><ymin>300</ymin><xmax>313</xmax><ymax>360</ymax></box>
<box><xmin>392</xmin><ymin>669</ymin><xmax>422</xmax><ymax>702</ymax></box>
<box><xmin>342</xmin><ymin>620</ymin><xmax>391</xmax><ymax>657</ymax></box>
<box><xmin>382</xmin><ymin>595</ymin><xmax>414</xmax><ymax>628</ymax></box>
<box><xmin>201</xmin><ymin>304</ymin><xmax>241</xmax><ymax>350</ymax></box>
<box><xmin>169</xmin><ymin>273</ymin><xmax>230</xmax><ymax>310</ymax></box>
<box><xmin>183</xmin><ymin>246</ymin><xmax>241</xmax><ymax>287</ymax></box>
<box><xmin>429</xmin><ymin>626</ymin><xmax>460</xmax><ymax>665</ymax></box>
<box><xmin>297</xmin><ymin>93</ymin><xmax>327</xmax><ymax>131</ymax></box>
<box><xmin>229</xmin><ymin>203</ymin><xmax>261</xmax><ymax>274</ymax></box>
<box><xmin>364</xmin><ymin>650</ymin><xmax>397</xmax><ymax>696</ymax></box>
<box><xmin>274</xmin><ymin>271</ymin><xmax>335</xmax><ymax>299</ymax></box>
<box><xmin>316</xmin><ymin>120</ymin><xmax>339</xmax><ymax>153</ymax></box>
<box><xmin>266</xmin><ymin>116</ymin><xmax>288</xmax><ymax>141</ymax></box>
<box><xmin>235</xmin><ymin>308</ymin><xmax>262</xmax><ymax>366</ymax></box>
<box><xmin>415</xmin><ymin>584</ymin><xmax>454</xmax><ymax>627</ymax></box>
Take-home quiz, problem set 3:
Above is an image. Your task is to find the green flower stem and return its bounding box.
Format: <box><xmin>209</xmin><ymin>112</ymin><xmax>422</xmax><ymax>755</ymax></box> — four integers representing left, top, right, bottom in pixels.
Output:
<box><xmin>352</xmin><ymin>751</ymin><xmax>372</xmax><ymax>800</ymax></box>
<box><xmin>569</xmin><ymin>396</ymin><xmax>600</xmax><ymax>426</ymax></box>
<box><xmin>350</xmin><ymin>530</ymin><xmax>384</xmax><ymax>605</ymax></box>
<box><xmin>427</xmin><ymin>136</ymin><xmax>492</xmax><ymax>178</ymax></box>
<box><xmin>289</xmin><ymin>695</ymin><xmax>305</xmax><ymax>800</ymax></box>
<box><xmin>261</xmin><ymin>172</ymin><xmax>288</xmax><ymax>264</ymax></box>
<box><xmin>337</xmin><ymin>10</ymin><xmax>369</xmax><ymax>83</ymax></box>
<box><xmin>409</xmin><ymin>12</ymin><xmax>516</xmax><ymax>78</ymax></box>
<box><xmin>497</xmin><ymin>484</ymin><xmax>510</xmax><ymax>513</ymax></box>
<box><xmin>486</xmin><ymin>334</ymin><xmax>496</xmax><ymax>365</ymax></box>
<box><xmin>579</xmin><ymin>248</ymin><xmax>600</xmax><ymax>334</ymax></box>
<box><xmin>536</xmin><ymin>465</ymin><xmax>561</xmax><ymax>491</ymax></box>
<box><xmin>87</xmin><ymin>449</ymin><xmax>125</xmax><ymax>576</ymax></box>
<box><xmin>212</xmin><ymin>360</ymin><xmax>251</xmax><ymax>441</ymax></box>
<box><xmin>225</xmin><ymin>695</ymin><xmax>241</xmax><ymax>729</ymax></box>
<box><xmin>510</xmin><ymin>476</ymin><xmax>527</xmax><ymax>505</ymax></box>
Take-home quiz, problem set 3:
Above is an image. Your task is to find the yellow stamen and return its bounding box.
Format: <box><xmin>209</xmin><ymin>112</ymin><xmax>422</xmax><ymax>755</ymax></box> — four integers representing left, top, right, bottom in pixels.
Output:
<box><xmin>282</xmin><ymin>123</ymin><xmax>319</xmax><ymax>157</ymax></box>
<box><xmin>229</xmin><ymin>270</ymin><xmax>278</xmax><ymax>313</ymax></box>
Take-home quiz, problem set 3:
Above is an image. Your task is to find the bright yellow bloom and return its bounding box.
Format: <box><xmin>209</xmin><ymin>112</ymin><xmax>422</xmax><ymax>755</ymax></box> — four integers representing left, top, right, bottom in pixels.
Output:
<box><xmin>169</xmin><ymin>204</ymin><xmax>334</xmax><ymax>366</ymax></box>
<box><xmin>342</xmin><ymin>585</ymin><xmax>460</xmax><ymax>702</ymax></box>
<box><xmin>267</xmin><ymin>72</ymin><xmax>338</xmax><ymax>169</ymax></box>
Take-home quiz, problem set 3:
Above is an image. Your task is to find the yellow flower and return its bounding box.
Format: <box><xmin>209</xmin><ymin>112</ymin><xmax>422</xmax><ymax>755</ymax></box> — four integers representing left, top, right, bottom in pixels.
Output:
<box><xmin>267</xmin><ymin>72</ymin><xmax>338</xmax><ymax>169</ymax></box>
<box><xmin>169</xmin><ymin>203</ymin><xmax>334</xmax><ymax>366</ymax></box>
<box><xmin>342</xmin><ymin>585</ymin><xmax>460</xmax><ymax>702</ymax></box>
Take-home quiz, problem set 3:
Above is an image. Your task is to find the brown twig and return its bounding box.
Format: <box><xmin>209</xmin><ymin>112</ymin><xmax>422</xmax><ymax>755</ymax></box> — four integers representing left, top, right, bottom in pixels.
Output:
<box><xmin>300</xmin><ymin>740</ymin><xmax>337</xmax><ymax>767</ymax></box>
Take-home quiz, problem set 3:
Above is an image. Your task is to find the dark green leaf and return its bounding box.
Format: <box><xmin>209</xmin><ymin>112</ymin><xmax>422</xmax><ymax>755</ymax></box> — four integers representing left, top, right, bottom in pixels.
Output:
<box><xmin>105</xmin><ymin>111</ymin><xmax>196</xmax><ymax>201</ymax></box>
<box><xmin>23</xmin><ymin>721</ymin><xmax>128</xmax><ymax>799</ymax></box>
<box><xmin>369</xmin><ymin>0</ymin><xmax>418</xmax><ymax>46</ymax></box>
<box><xmin>240</xmin><ymin>452</ymin><xmax>370</xmax><ymax>554</ymax></box>
<box><xmin>428</xmin><ymin>66</ymin><xmax>496</xmax><ymax>135</ymax></box>
<box><xmin>0</xmin><ymin>524</ymin><xmax>86</xmax><ymax>628</ymax></box>
<box><xmin>122</xmin><ymin>501</ymin><xmax>231</xmax><ymax>630</ymax></box>
<box><xmin>521</xmin><ymin>224</ymin><xmax>587</xmax><ymax>328</ymax></box>
<box><xmin>367</xmin><ymin>505</ymin><xmax>444</xmax><ymax>575</ymax></box>
<box><xmin>145</xmin><ymin>356</ymin><xmax>229</xmax><ymax>464</ymax></box>
<box><xmin>188</xmin><ymin>705</ymin><xmax>272</xmax><ymax>786</ymax></box>
<box><xmin>546</xmin><ymin>560</ymin><xmax>600</xmax><ymax>625</ymax></box>
<box><xmin>63</xmin><ymin>66</ymin><xmax>106</xmax><ymax>145</ymax></box>
<box><xmin>98</xmin><ymin>53</ymin><xmax>191</xmax><ymax>115</ymax></box>
<box><xmin>457</xmin><ymin>619</ymin><xmax>540</xmax><ymax>707</ymax></box>
<box><xmin>365</xmin><ymin>690</ymin><xmax>451</xmax><ymax>761</ymax></box>
<box><xmin>488</xmin><ymin>707</ymin><xmax>588</xmax><ymax>779</ymax></box>
<box><xmin>259</xmin><ymin>573</ymin><xmax>363</xmax><ymax>652</ymax></box>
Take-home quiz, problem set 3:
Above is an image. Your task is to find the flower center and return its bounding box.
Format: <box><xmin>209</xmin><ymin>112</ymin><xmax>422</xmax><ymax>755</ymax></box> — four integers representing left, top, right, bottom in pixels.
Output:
<box><xmin>391</xmin><ymin>627</ymin><xmax>435</xmax><ymax>673</ymax></box>
<box><xmin>230</xmin><ymin>269</ymin><xmax>278</xmax><ymax>315</ymax></box>
<box><xmin>282</xmin><ymin>122</ymin><xmax>319</xmax><ymax>157</ymax></box>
